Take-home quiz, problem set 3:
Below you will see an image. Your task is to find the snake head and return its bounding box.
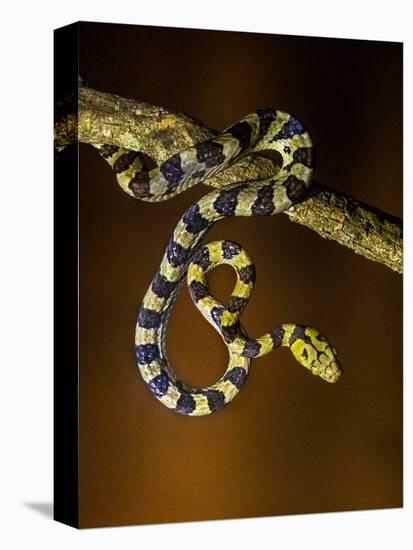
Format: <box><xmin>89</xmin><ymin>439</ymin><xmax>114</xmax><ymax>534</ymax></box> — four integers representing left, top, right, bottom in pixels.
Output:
<box><xmin>289</xmin><ymin>326</ymin><xmax>342</xmax><ymax>383</ymax></box>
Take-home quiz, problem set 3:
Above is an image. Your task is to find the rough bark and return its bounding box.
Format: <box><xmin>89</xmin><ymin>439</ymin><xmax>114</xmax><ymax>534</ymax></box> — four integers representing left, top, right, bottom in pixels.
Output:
<box><xmin>54</xmin><ymin>86</ymin><xmax>403</xmax><ymax>274</ymax></box>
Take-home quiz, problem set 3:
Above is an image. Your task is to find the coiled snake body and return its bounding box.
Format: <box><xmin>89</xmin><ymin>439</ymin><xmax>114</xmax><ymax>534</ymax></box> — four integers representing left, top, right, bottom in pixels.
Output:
<box><xmin>96</xmin><ymin>108</ymin><xmax>342</xmax><ymax>416</ymax></box>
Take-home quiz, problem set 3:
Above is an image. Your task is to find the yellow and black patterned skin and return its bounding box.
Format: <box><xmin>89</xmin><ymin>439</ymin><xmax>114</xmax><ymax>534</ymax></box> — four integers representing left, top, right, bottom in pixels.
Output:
<box><xmin>95</xmin><ymin>109</ymin><xmax>342</xmax><ymax>416</ymax></box>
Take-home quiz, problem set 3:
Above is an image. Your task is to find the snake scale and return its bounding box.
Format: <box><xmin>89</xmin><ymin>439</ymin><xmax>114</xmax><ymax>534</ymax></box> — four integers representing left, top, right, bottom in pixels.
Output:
<box><xmin>95</xmin><ymin>108</ymin><xmax>342</xmax><ymax>416</ymax></box>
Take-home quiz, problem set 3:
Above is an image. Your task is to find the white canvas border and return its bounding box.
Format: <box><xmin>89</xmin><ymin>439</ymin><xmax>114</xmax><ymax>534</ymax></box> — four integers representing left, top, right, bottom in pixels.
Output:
<box><xmin>0</xmin><ymin>1</ymin><xmax>409</xmax><ymax>548</ymax></box>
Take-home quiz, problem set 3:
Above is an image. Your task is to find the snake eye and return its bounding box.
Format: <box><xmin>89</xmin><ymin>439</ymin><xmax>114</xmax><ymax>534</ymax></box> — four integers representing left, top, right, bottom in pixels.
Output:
<box><xmin>283</xmin><ymin>146</ymin><xmax>291</xmax><ymax>154</ymax></box>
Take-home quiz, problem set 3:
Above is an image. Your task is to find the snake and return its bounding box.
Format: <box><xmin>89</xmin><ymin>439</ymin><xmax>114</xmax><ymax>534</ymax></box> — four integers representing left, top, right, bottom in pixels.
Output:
<box><xmin>94</xmin><ymin>108</ymin><xmax>342</xmax><ymax>416</ymax></box>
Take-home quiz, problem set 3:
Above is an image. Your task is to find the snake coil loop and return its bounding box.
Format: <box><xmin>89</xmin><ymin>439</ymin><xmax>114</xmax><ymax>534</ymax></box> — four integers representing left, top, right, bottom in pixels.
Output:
<box><xmin>96</xmin><ymin>108</ymin><xmax>342</xmax><ymax>415</ymax></box>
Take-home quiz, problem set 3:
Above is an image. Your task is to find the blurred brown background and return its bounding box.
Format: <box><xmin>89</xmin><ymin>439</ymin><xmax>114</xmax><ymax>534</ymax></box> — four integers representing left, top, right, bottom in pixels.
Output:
<box><xmin>78</xmin><ymin>22</ymin><xmax>402</xmax><ymax>528</ymax></box>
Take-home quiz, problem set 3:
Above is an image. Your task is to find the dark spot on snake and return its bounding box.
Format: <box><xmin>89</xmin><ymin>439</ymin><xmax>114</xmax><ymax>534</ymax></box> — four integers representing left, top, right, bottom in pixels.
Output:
<box><xmin>314</xmin><ymin>331</ymin><xmax>327</xmax><ymax>344</ymax></box>
<box><xmin>166</xmin><ymin>238</ymin><xmax>188</xmax><ymax>267</ymax></box>
<box><xmin>129</xmin><ymin>171</ymin><xmax>151</xmax><ymax>198</ymax></box>
<box><xmin>293</xmin><ymin>146</ymin><xmax>315</xmax><ymax>169</ymax></box>
<box><xmin>176</xmin><ymin>392</ymin><xmax>196</xmax><ymax>414</ymax></box>
<box><xmin>98</xmin><ymin>144</ymin><xmax>119</xmax><ymax>158</ymax></box>
<box><xmin>189</xmin><ymin>280</ymin><xmax>209</xmax><ymax>302</ymax></box>
<box><xmin>289</xmin><ymin>325</ymin><xmax>307</xmax><ymax>346</ymax></box>
<box><xmin>284</xmin><ymin>175</ymin><xmax>307</xmax><ymax>203</ymax></box>
<box><xmin>213</xmin><ymin>188</ymin><xmax>241</xmax><ymax>216</ymax></box>
<box><xmin>138</xmin><ymin>307</ymin><xmax>162</xmax><ymax>329</ymax></box>
<box><xmin>256</xmin><ymin>108</ymin><xmax>277</xmax><ymax>138</ymax></box>
<box><xmin>274</xmin><ymin>115</ymin><xmax>306</xmax><ymax>140</ymax></box>
<box><xmin>221</xmin><ymin>323</ymin><xmax>238</xmax><ymax>343</ymax></box>
<box><xmin>251</xmin><ymin>184</ymin><xmax>275</xmax><ymax>215</ymax></box>
<box><xmin>270</xmin><ymin>326</ymin><xmax>284</xmax><ymax>348</ymax></box>
<box><xmin>136</xmin><ymin>343</ymin><xmax>160</xmax><ymax>365</ymax></box>
<box><xmin>192</xmin><ymin>246</ymin><xmax>211</xmax><ymax>270</ymax></box>
<box><xmin>222</xmin><ymin>241</ymin><xmax>241</xmax><ymax>259</ymax></box>
<box><xmin>211</xmin><ymin>306</ymin><xmax>224</xmax><ymax>327</ymax></box>
<box><xmin>182</xmin><ymin>203</ymin><xmax>212</xmax><ymax>233</ymax></box>
<box><xmin>203</xmin><ymin>390</ymin><xmax>225</xmax><ymax>412</ymax></box>
<box><xmin>226</xmin><ymin>296</ymin><xmax>247</xmax><ymax>313</ymax></box>
<box><xmin>148</xmin><ymin>370</ymin><xmax>170</xmax><ymax>397</ymax></box>
<box><xmin>195</xmin><ymin>140</ymin><xmax>226</xmax><ymax>168</ymax></box>
<box><xmin>152</xmin><ymin>272</ymin><xmax>176</xmax><ymax>299</ymax></box>
<box><xmin>224</xmin><ymin>367</ymin><xmax>248</xmax><ymax>389</ymax></box>
<box><xmin>238</xmin><ymin>265</ymin><xmax>255</xmax><ymax>284</ymax></box>
<box><xmin>113</xmin><ymin>151</ymin><xmax>138</xmax><ymax>173</ymax></box>
<box><xmin>160</xmin><ymin>153</ymin><xmax>185</xmax><ymax>187</ymax></box>
<box><xmin>242</xmin><ymin>339</ymin><xmax>261</xmax><ymax>358</ymax></box>
<box><xmin>225</xmin><ymin>121</ymin><xmax>252</xmax><ymax>150</ymax></box>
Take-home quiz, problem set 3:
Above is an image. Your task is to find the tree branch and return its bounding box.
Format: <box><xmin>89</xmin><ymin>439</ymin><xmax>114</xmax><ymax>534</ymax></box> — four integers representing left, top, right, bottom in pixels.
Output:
<box><xmin>54</xmin><ymin>87</ymin><xmax>403</xmax><ymax>274</ymax></box>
